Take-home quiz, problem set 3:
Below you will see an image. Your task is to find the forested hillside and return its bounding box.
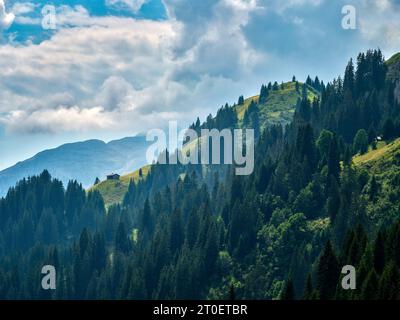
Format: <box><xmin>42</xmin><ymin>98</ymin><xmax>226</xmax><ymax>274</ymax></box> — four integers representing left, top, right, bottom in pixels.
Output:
<box><xmin>92</xmin><ymin>79</ymin><xmax>318</xmax><ymax>207</ymax></box>
<box><xmin>1</xmin><ymin>49</ymin><xmax>400</xmax><ymax>300</ymax></box>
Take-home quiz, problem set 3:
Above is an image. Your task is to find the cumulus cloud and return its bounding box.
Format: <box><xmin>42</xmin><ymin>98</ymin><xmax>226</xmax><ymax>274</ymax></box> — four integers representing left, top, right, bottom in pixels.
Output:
<box><xmin>164</xmin><ymin>0</ymin><xmax>265</xmax><ymax>86</ymax></box>
<box><xmin>95</xmin><ymin>76</ymin><xmax>136</xmax><ymax>111</ymax></box>
<box><xmin>357</xmin><ymin>0</ymin><xmax>400</xmax><ymax>53</ymax></box>
<box><xmin>0</xmin><ymin>0</ymin><xmax>14</xmax><ymax>30</ymax></box>
<box><xmin>0</xmin><ymin>1</ymin><xmax>265</xmax><ymax>135</ymax></box>
<box><xmin>11</xmin><ymin>1</ymin><xmax>39</xmax><ymax>26</ymax></box>
<box><xmin>105</xmin><ymin>0</ymin><xmax>148</xmax><ymax>13</ymax></box>
<box><xmin>1</xmin><ymin>0</ymin><xmax>399</xmax><ymax>137</ymax></box>
<box><xmin>12</xmin><ymin>2</ymin><xmax>36</xmax><ymax>15</ymax></box>
<box><xmin>0</xmin><ymin>15</ymin><xmax>178</xmax><ymax>133</ymax></box>
<box><xmin>1</xmin><ymin>106</ymin><xmax>114</xmax><ymax>134</ymax></box>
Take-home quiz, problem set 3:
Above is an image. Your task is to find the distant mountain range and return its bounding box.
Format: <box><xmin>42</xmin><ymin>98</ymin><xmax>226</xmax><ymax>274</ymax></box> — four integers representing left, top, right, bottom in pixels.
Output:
<box><xmin>0</xmin><ymin>135</ymin><xmax>150</xmax><ymax>196</ymax></box>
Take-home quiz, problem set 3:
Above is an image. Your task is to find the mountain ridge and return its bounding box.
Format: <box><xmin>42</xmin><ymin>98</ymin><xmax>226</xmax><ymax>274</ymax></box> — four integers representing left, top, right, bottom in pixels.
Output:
<box><xmin>0</xmin><ymin>135</ymin><xmax>150</xmax><ymax>196</ymax></box>
<box><xmin>92</xmin><ymin>80</ymin><xmax>319</xmax><ymax>206</ymax></box>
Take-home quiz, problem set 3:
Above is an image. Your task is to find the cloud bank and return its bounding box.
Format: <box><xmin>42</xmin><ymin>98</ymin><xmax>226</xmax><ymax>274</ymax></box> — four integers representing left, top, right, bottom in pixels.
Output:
<box><xmin>0</xmin><ymin>0</ymin><xmax>399</xmax><ymax>136</ymax></box>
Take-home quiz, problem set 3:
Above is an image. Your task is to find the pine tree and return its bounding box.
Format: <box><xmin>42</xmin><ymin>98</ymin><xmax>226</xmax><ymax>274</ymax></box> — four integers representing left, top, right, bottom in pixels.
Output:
<box><xmin>378</xmin><ymin>261</ymin><xmax>400</xmax><ymax>300</ymax></box>
<box><xmin>79</xmin><ymin>228</ymin><xmax>90</xmax><ymax>257</ymax></box>
<box><xmin>303</xmin><ymin>273</ymin><xmax>314</xmax><ymax>300</ymax></box>
<box><xmin>373</xmin><ymin>230</ymin><xmax>385</xmax><ymax>274</ymax></box>
<box><xmin>169</xmin><ymin>208</ymin><xmax>184</xmax><ymax>253</ymax></box>
<box><xmin>141</xmin><ymin>198</ymin><xmax>153</xmax><ymax>237</ymax></box>
<box><xmin>302</xmin><ymin>83</ymin><xmax>308</xmax><ymax>99</ymax></box>
<box><xmin>280</xmin><ymin>278</ymin><xmax>295</xmax><ymax>300</ymax></box>
<box><xmin>317</xmin><ymin>241</ymin><xmax>340</xmax><ymax>300</ymax></box>
<box><xmin>343</xmin><ymin>145</ymin><xmax>352</xmax><ymax>166</ymax></box>
<box><xmin>343</xmin><ymin>59</ymin><xmax>355</xmax><ymax>94</ymax></box>
<box><xmin>314</xmin><ymin>76</ymin><xmax>321</xmax><ymax>91</ymax></box>
<box><xmin>327</xmin><ymin>136</ymin><xmax>340</xmax><ymax>183</ymax></box>
<box><xmin>367</xmin><ymin>125</ymin><xmax>376</xmax><ymax>144</ymax></box>
<box><xmin>259</xmin><ymin>85</ymin><xmax>268</xmax><ymax>104</ymax></box>
<box><xmin>229</xmin><ymin>284</ymin><xmax>236</xmax><ymax>300</ymax></box>
<box><xmin>353</xmin><ymin>129</ymin><xmax>369</xmax><ymax>154</ymax></box>
<box><xmin>360</xmin><ymin>269</ymin><xmax>378</xmax><ymax>300</ymax></box>
<box><xmin>369</xmin><ymin>175</ymin><xmax>379</xmax><ymax>201</ymax></box>
<box><xmin>383</xmin><ymin>118</ymin><xmax>396</xmax><ymax>140</ymax></box>
<box><xmin>115</xmin><ymin>222</ymin><xmax>130</xmax><ymax>254</ymax></box>
<box><xmin>316</xmin><ymin>129</ymin><xmax>333</xmax><ymax>161</ymax></box>
<box><xmin>327</xmin><ymin>176</ymin><xmax>340</xmax><ymax>222</ymax></box>
<box><xmin>123</xmin><ymin>179</ymin><xmax>136</xmax><ymax>207</ymax></box>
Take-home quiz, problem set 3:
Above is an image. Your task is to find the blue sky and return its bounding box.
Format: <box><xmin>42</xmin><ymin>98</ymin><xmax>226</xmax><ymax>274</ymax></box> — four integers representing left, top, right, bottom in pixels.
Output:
<box><xmin>4</xmin><ymin>0</ymin><xmax>167</xmax><ymax>44</ymax></box>
<box><xmin>0</xmin><ymin>0</ymin><xmax>399</xmax><ymax>170</ymax></box>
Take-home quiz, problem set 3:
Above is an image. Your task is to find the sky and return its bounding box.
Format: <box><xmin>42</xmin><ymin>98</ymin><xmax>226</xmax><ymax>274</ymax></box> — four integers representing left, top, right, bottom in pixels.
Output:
<box><xmin>0</xmin><ymin>0</ymin><xmax>399</xmax><ymax>170</ymax></box>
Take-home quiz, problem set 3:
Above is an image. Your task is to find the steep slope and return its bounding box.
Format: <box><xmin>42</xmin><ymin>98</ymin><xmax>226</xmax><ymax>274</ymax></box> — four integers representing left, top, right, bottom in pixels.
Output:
<box><xmin>92</xmin><ymin>81</ymin><xmax>320</xmax><ymax>206</ymax></box>
<box><xmin>90</xmin><ymin>165</ymin><xmax>151</xmax><ymax>206</ymax></box>
<box><xmin>235</xmin><ymin>81</ymin><xmax>319</xmax><ymax>129</ymax></box>
<box><xmin>386</xmin><ymin>52</ymin><xmax>400</xmax><ymax>82</ymax></box>
<box><xmin>0</xmin><ymin>135</ymin><xmax>150</xmax><ymax>196</ymax></box>
<box><xmin>353</xmin><ymin>138</ymin><xmax>400</xmax><ymax>173</ymax></box>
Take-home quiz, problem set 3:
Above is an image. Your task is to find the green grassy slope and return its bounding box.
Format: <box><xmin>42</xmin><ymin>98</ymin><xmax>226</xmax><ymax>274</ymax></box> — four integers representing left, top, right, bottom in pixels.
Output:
<box><xmin>353</xmin><ymin>138</ymin><xmax>400</xmax><ymax>174</ymax></box>
<box><xmin>183</xmin><ymin>82</ymin><xmax>319</xmax><ymax>155</ymax></box>
<box><xmin>386</xmin><ymin>52</ymin><xmax>400</xmax><ymax>82</ymax></box>
<box><xmin>386</xmin><ymin>53</ymin><xmax>400</xmax><ymax>67</ymax></box>
<box><xmin>89</xmin><ymin>165</ymin><xmax>151</xmax><ymax>207</ymax></box>
<box><xmin>352</xmin><ymin>137</ymin><xmax>400</xmax><ymax>225</ymax></box>
<box><xmin>235</xmin><ymin>81</ymin><xmax>319</xmax><ymax>129</ymax></box>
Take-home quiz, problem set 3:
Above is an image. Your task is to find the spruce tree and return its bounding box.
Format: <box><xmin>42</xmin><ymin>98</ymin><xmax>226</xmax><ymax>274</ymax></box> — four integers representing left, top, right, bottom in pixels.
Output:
<box><xmin>327</xmin><ymin>176</ymin><xmax>340</xmax><ymax>222</ymax></box>
<box><xmin>327</xmin><ymin>136</ymin><xmax>340</xmax><ymax>183</ymax></box>
<box><xmin>373</xmin><ymin>230</ymin><xmax>385</xmax><ymax>274</ymax></box>
<box><xmin>317</xmin><ymin>240</ymin><xmax>340</xmax><ymax>300</ymax></box>
<box><xmin>280</xmin><ymin>278</ymin><xmax>295</xmax><ymax>300</ymax></box>
<box><xmin>360</xmin><ymin>269</ymin><xmax>378</xmax><ymax>300</ymax></box>
<box><xmin>303</xmin><ymin>273</ymin><xmax>314</xmax><ymax>300</ymax></box>
<box><xmin>115</xmin><ymin>222</ymin><xmax>130</xmax><ymax>254</ymax></box>
<box><xmin>353</xmin><ymin>129</ymin><xmax>369</xmax><ymax>155</ymax></box>
<box><xmin>378</xmin><ymin>261</ymin><xmax>400</xmax><ymax>300</ymax></box>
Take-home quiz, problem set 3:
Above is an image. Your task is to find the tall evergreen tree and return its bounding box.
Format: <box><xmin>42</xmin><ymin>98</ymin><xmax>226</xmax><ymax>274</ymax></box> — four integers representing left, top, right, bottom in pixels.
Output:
<box><xmin>280</xmin><ymin>278</ymin><xmax>295</xmax><ymax>300</ymax></box>
<box><xmin>317</xmin><ymin>241</ymin><xmax>340</xmax><ymax>300</ymax></box>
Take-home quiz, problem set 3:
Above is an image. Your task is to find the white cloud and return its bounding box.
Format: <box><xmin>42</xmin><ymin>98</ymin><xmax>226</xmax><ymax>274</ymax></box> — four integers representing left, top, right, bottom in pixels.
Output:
<box><xmin>0</xmin><ymin>15</ymin><xmax>178</xmax><ymax>133</ymax></box>
<box><xmin>0</xmin><ymin>1</ymin><xmax>265</xmax><ymax>135</ymax></box>
<box><xmin>164</xmin><ymin>0</ymin><xmax>263</xmax><ymax>79</ymax></box>
<box><xmin>95</xmin><ymin>76</ymin><xmax>136</xmax><ymax>111</ymax></box>
<box><xmin>9</xmin><ymin>2</ymin><xmax>40</xmax><ymax>26</ymax></box>
<box><xmin>12</xmin><ymin>2</ymin><xmax>36</xmax><ymax>15</ymax></box>
<box><xmin>2</xmin><ymin>0</ymin><xmax>398</xmax><ymax>137</ymax></box>
<box><xmin>266</xmin><ymin>0</ymin><xmax>323</xmax><ymax>13</ymax></box>
<box><xmin>105</xmin><ymin>0</ymin><xmax>148</xmax><ymax>13</ymax></box>
<box><xmin>1</xmin><ymin>106</ymin><xmax>114</xmax><ymax>134</ymax></box>
<box><xmin>358</xmin><ymin>0</ymin><xmax>400</xmax><ymax>53</ymax></box>
<box><xmin>0</xmin><ymin>0</ymin><xmax>15</xmax><ymax>30</ymax></box>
